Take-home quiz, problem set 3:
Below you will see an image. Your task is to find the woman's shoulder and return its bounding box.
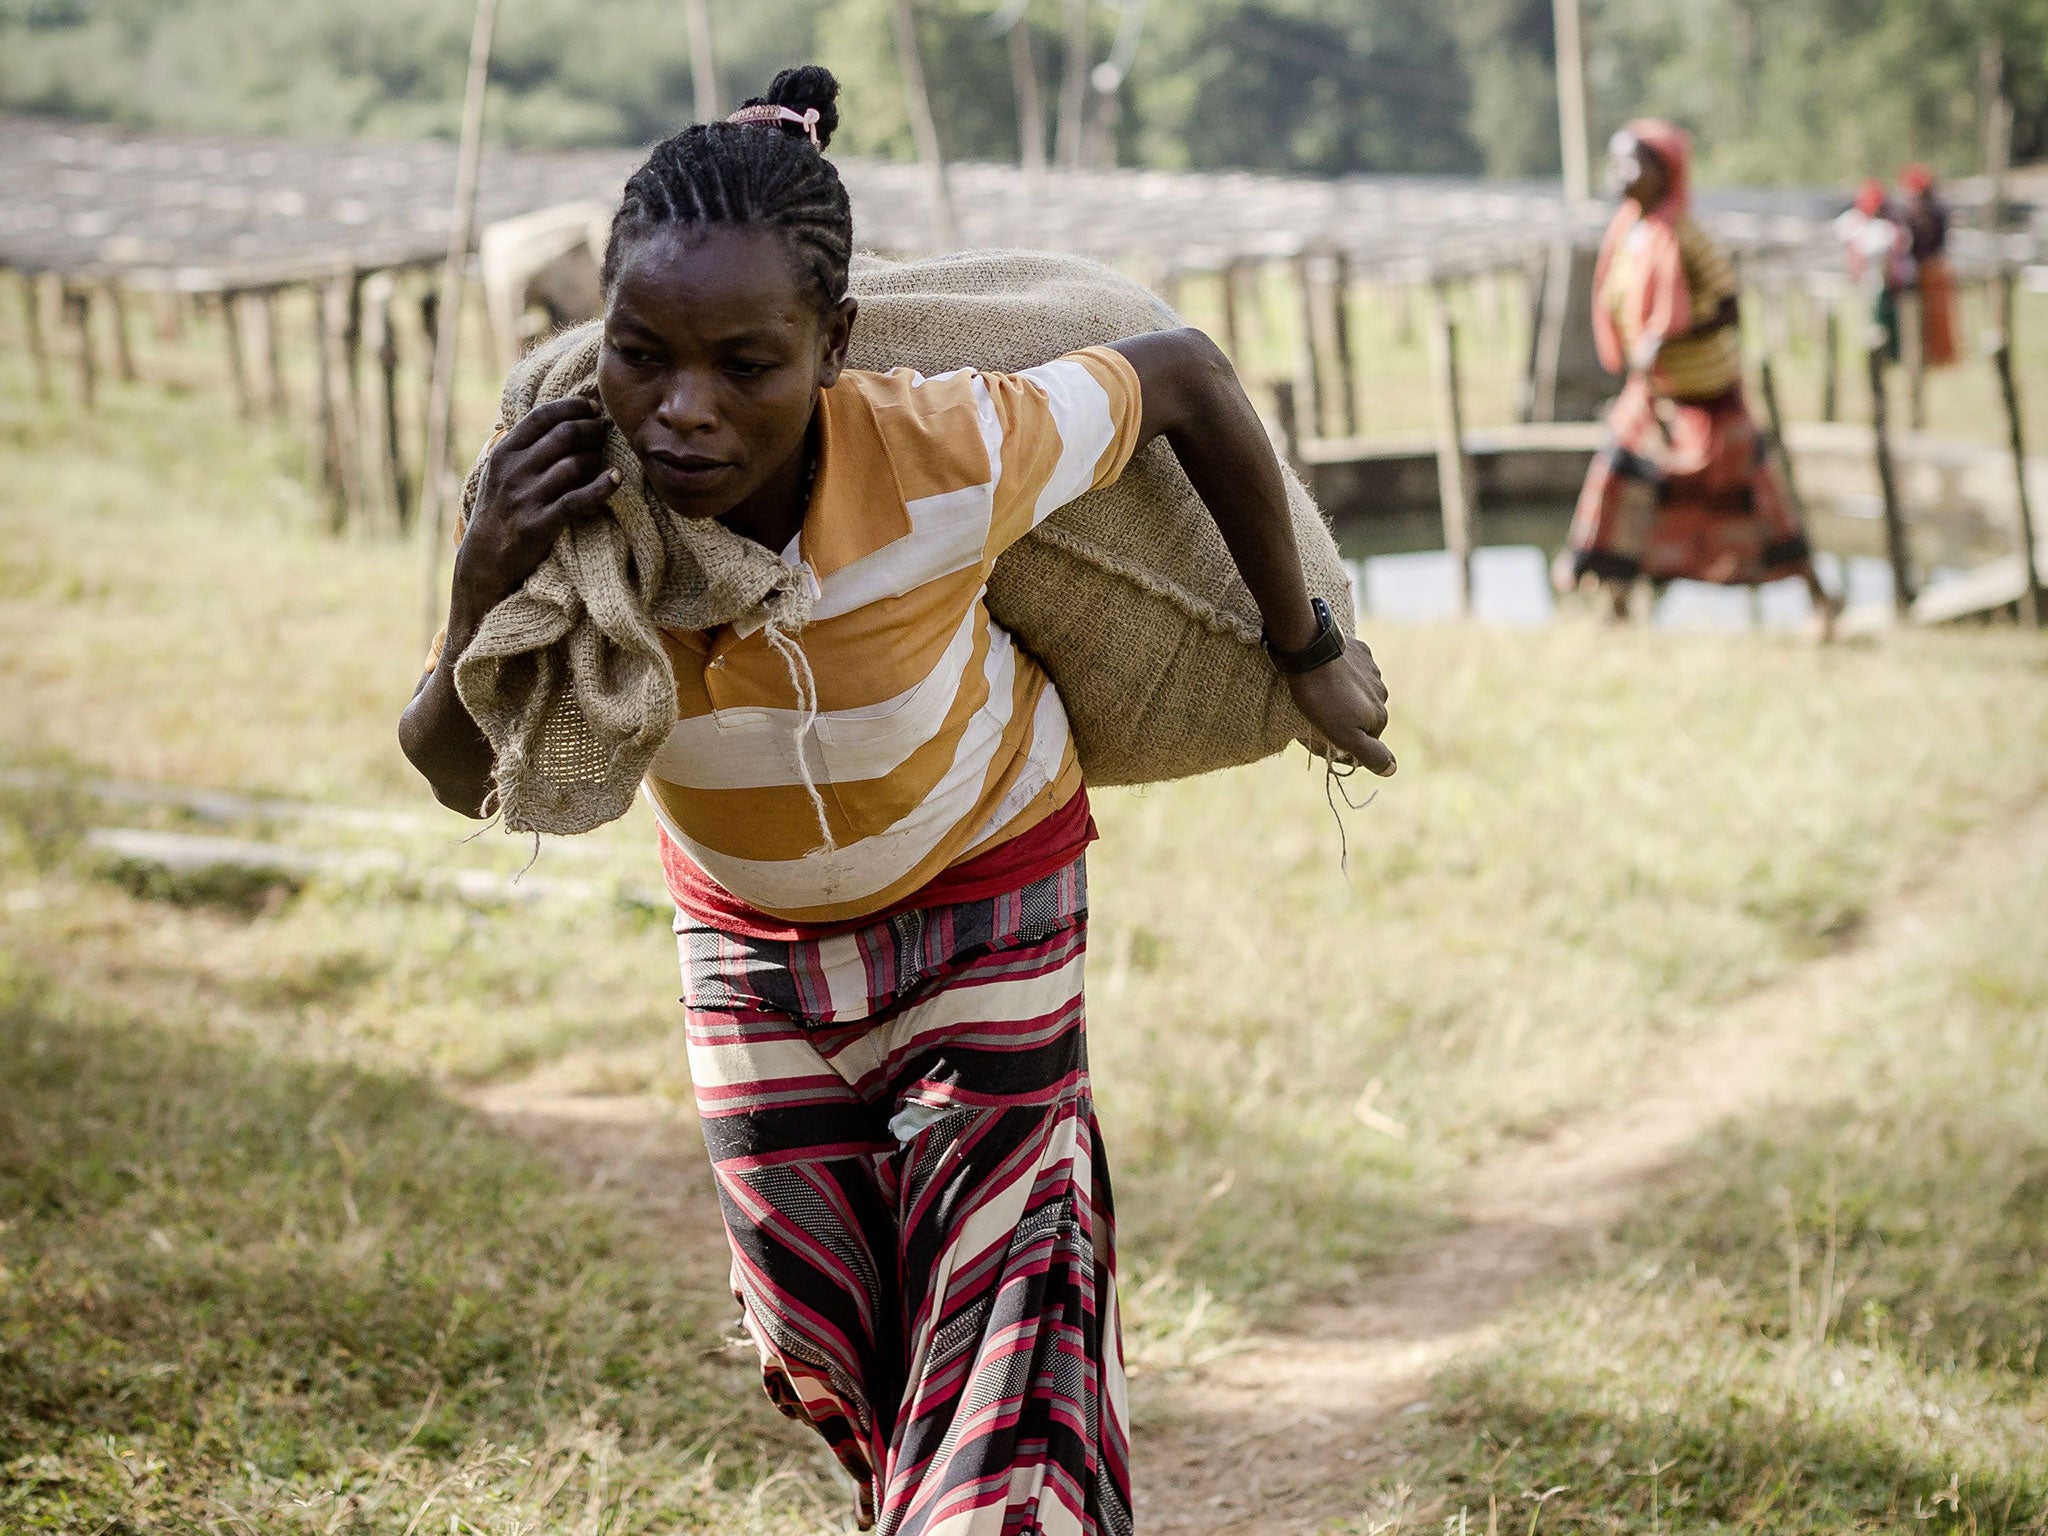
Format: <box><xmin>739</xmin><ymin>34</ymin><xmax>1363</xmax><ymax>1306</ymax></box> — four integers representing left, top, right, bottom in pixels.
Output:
<box><xmin>821</xmin><ymin>365</ymin><xmax>993</xmax><ymax>491</ymax></box>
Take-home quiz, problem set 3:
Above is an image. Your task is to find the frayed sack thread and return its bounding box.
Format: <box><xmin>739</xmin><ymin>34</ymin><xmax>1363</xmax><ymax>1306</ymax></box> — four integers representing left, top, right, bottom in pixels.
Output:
<box><xmin>453</xmin><ymin>250</ymin><xmax>1355</xmax><ymax>837</ymax></box>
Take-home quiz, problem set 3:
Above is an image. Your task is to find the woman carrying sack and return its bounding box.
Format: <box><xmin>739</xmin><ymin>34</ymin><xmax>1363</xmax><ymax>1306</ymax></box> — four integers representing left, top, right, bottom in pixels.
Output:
<box><xmin>1556</xmin><ymin>119</ymin><xmax>1839</xmax><ymax>635</ymax></box>
<box><xmin>400</xmin><ymin>65</ymin><xmax>1392</xmax><ymax>1536</ymax></box>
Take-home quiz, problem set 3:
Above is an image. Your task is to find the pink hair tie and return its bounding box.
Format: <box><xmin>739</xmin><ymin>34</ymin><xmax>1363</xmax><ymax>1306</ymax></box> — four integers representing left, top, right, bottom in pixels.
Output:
<box><xmin>725</xmin><ymin>103</ymin><xmax>822</xmax><ymax>149</ymax></box>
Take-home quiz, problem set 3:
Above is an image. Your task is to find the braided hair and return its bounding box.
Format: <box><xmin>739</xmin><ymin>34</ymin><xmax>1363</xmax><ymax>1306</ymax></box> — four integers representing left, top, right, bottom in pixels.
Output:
<box><xmin>603</xmin><ymin>65</ymin><xmax>853</xmax><ymax>313</ymax></box>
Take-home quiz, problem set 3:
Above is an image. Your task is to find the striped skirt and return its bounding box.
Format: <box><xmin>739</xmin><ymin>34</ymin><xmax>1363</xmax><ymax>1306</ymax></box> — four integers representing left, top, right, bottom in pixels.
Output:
<box><xmin>677</xmin><ymin>861</ymin><xmax>1130</xmax><ymax>1536</ymax></box>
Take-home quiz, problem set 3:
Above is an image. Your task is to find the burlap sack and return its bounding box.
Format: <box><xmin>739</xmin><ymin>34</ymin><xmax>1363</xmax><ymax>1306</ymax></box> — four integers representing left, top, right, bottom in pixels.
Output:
<box><xmin>847</xmin><ymin>250</ymin><xmax>1355</xmax><ymax>786</ymax></box>
<box><xmin>453</xmin><ymin>250</ymin><xmax>1357</xmax><ymax>835</ymax></box>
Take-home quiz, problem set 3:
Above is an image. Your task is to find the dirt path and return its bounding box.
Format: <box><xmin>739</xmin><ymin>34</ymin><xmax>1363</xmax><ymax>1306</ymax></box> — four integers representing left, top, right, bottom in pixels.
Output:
<box><xmin>466</xmin><ymin>804</ymin><xmax>2048</xmax><ymax>1536</ymax></box>
<box><xmin>1131</xmin><ymin>801</ymin><xmax>2048</xmax><ymax>1534</ymax></box>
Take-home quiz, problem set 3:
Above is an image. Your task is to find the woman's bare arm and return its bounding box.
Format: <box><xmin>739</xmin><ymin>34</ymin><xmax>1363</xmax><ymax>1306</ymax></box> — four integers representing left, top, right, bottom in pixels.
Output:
<box><xmin>1105</xmin><ymin>328</ymin><xmax>1394</xmax><ymax>775</ymax></box>
<box><xmin>398</xmin><ymin>397</ymin><xmax>619</xmax><ymax>815</ymax></box>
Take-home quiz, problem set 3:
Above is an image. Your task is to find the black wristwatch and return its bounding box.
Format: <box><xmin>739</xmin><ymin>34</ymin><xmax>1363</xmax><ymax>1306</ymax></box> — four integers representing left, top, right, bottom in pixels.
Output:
<box><xmin>1263</xmin><ymin>596</ymin><xmax>1346</xmax><ymax>675</ymax></box>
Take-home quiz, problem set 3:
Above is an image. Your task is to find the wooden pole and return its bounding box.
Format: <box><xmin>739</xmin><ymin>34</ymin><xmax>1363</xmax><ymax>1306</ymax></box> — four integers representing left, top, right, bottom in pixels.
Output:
<box><xmin>1008</xmin><ymin>15</ymin><xmax>1047</xmax><ymax>180</ymax></box>
<box><xmin>683</xmin><ymin>0</ymin><xmax>721</xmax><ymax>119</ymax></box>
<box><xmin>1820</xmin><ymin>300</ymin><xmax>1839</xmax><ymax>422</ymax></box>
<box><xmin>890</xmin><ymin>0</ymin><xmax>959</xmax><ymax>249</ymax></box>
<box><xmin>1758</xmin><ymin>354</ymin><xmax>1797</xmax><ymax>498</ymax></box>
<box><xmin>1983</xmin><ymin>40</ymin><xmax>2011</xmax><ymax>234</ymax></box>
<box><xmin>1551</xmin><ymin>0</ymin><xmax>1592</xmax><ymax>207</ymax></box>
<box><xmin>1331</xmin><ymin>251</ymin><xmax>1360</xmax><ymax>437</ymax></box>
<box><xmin>64</xmin><ymin>285</ymin><xmax>96</xmax><ymax>409</ymax></box>
<box><xmin>252</xmin><ymin>290</ymin><xmax>287</xmax><ymax>417</ymax></box>
<box><xmin>1866</xmin><ymin>341</ymin><xmax>1914</xmax><ymax>618</ymax></box>
<box><xmin>104</xmin><ymin>284</ymin><xmax>136</xmax><ymax>383</ymax></box>
<box><xmin>1899</xmin><ymin>287</ymin><xmax>1926</xmax><ymax>432</ymax></box>
<box><xmin>327</xmin><ymin>276</ymin><xmax>369</xmax><ymax>531</ymax></box>
<box><xmin>21</xmin><ymin>273</ymin><xmax>52</xmax><ymax>400</ymax></box>
<box><xmin>219</xmin><ymin>292</ymin><xmax>254</xmax><ymax>420</ymax></box>
<box><xmin>419</xmin><ymin>0</ymin><xmax>501</xmax><ymax>641</ymax></box>
<box><xmin>1270</xmin><ymin>378</ymin><xmax>1302</xmax><ymax>474</ymax></box>
<box><xmin>1056</xmin><ymin>0</ymin><xmax>1089</xmax><ymax>171</ymax></box>
<box><xmin>417</xmin><ymin>284</ymin><xmax>440</xmax><ymax>516</ymax></box>
<box><xmin>364</xmin><ymin>273</ymin><xmax>412</xmax><ymax>533</ymax></box>
<box><xmin>1218</xmin><ymin>260</ymin><xmax>1244</xmax><ymax>364</ymax></box>
<box><xmin>1758</xmin><ymin>352</ymin><xmax>1814</xmax><ymax>528</ymax></box>
<box><xmin>1292</xmin><ymin>252</ymin><xmax>1327</xmax><ymax>440</ymax></box>
<box><xmin>1992</xmin><ymin>272</ymin><xmax>2044</xmax><ymax>627</ymax></box>
<box><xmin>1428</xmin><ymin>287</ymin><xmax>1475</xmax><ymax>616</ymax></box>
<box><xmin>310</xmin><ymin>286</ymin><xmax>344</xmax><ymax>517</ymax></box>
<box><xmin>151</xmin><ymin>289</ymin><xmax>183</xmax><ymax>343</ymax></box>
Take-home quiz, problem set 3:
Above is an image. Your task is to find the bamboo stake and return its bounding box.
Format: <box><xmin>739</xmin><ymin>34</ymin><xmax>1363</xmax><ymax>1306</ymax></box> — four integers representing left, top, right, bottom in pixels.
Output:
<box><xmin>1428</xmin><ymin>286</ymin><xmax>1475</xmax><ymax>616</ymax></box>
<box><xmin>890</xmin><ymin>0</ymin><xmax>959</xmax><ymax>250</ymax></box>
<box><xmin>419</xmin><ymin>0</ymin><xmax>502</xmax><ymax>642</ymax></box>
<box><xmin>1991</xmin><ymin>270</ymin><xmax>2044</xmax><ymax>627</ymax></box>
<box><xmin>1866</xmin><ymin>339</ymin><xmax>1914</xmax><ymax>618</ymax></box>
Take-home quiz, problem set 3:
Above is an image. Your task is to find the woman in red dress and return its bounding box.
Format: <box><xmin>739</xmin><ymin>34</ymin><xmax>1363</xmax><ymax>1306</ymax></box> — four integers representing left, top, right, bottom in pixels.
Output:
<box><xmin>1557</xmin><ymin>119</ymin><xmax>1839</xmax><ymax>634</ymax></box>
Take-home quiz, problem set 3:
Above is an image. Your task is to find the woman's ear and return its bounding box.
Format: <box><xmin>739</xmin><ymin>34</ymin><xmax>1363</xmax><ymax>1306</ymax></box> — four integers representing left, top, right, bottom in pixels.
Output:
<box><xmin>817</xmin><ymin>296</ymin><xmax>858</xmax><ymax>388</ymax></box>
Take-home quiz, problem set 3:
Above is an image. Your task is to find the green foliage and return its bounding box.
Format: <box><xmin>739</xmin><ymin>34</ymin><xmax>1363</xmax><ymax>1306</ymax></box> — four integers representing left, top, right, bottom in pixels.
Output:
<box><xmin>6</xmin><ymin>0</ymin><xmax>2048</xmax><ymax>181</ymax></box>
<box><xmin>1131</xmin><ymin>0</ymin><xmax>1475</xmax><ymax>175</ymax></box>
<box><xmin>0</xmin><ymin>0</ymin><xmax>817</xmax><ymax>146</ymax></box>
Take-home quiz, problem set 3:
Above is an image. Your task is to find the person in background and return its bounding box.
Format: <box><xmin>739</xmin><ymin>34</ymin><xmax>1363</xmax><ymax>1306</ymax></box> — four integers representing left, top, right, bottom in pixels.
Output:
<box><xmin>1836</xmin><ymin>178</ymin><xmax>1912</xmax><ymax>361</ymax></box>
<box><xmin>1899</xmin><ymin>163</ymin><xmax>1961</xmax><ymax>368</ymax></box>
<box><xmin>1556</xmin><ymin>119</ymin><xmax>1839</xmax><ymax>634</ymax></box>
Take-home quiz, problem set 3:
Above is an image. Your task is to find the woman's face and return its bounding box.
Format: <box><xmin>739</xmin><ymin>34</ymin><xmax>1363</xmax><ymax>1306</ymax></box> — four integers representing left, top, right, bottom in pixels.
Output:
<box><xmin>597</xmin><ymin>223</ymin><xmax>855</xmax><ymax>521</ymax></box>
<box><xmin>1607</xmin><ymin>132</ymin><xmax>1668</xmax><ymax>209</ymax></box>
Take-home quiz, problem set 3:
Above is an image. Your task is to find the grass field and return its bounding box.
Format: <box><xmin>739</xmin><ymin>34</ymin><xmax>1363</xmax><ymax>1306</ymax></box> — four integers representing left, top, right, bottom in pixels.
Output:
<box><xmin>1357</xmin><ymin>848</ymin><xmax>2048</xmax><ymax>1533</ymax></box>
<box><xmin>4</xmin><ymin>333</ymin><xmax>2048</xmax><ymax>1530</ymax></box>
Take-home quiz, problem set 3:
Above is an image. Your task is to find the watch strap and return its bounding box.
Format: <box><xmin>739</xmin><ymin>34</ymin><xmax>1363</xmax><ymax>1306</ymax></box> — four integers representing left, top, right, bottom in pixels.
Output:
<box><xmin>1263</xmin><ymin>596</ymin><xmax>1345</xmax><ymax>675</ymax></box>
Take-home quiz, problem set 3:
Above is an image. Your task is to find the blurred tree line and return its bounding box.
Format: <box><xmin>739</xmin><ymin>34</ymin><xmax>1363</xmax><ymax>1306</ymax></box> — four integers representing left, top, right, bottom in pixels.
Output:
<box><xmin>4</xmin><ymin>0</ymin><xmax>2048</xmax><ymax>185</ymax></box>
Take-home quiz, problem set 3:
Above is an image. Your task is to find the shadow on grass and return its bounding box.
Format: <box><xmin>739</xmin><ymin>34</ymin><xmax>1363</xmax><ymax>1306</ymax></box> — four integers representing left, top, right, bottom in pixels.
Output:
<box><xmin>0</xmin><ymin>964</ymin><xmax>809</xmax><ymax>1531</ymax></box>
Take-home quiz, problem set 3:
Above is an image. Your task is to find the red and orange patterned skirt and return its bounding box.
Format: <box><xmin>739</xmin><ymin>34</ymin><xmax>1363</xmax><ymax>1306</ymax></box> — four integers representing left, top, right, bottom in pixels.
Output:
<box><xmin>1565</xmin><ymin>379</ymin><xmax>1814</xmax><ymax>587</ymax></box>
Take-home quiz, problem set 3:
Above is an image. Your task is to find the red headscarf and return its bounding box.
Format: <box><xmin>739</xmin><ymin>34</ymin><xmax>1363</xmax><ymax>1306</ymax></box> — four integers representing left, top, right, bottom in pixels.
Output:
<box><xmin>1899</xmin><ymin>163</ymin><xmax>1935</xmax><ymax>195</ymax></box>
<box><xmin>1854</xmin><ymin>178</ymin><xmax>1887</xmax><ymax>216</ymax></box>
<box><xmin>1591</xmin><ymin>119</ymin><xmax>1698</xmax><ymax>375</ymax></box>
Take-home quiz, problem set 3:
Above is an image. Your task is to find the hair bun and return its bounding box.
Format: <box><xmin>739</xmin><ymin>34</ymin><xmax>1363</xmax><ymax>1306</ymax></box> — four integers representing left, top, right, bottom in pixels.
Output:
<box><xmin>759</xmin><ymin>64</ymin><xmax>840</xmax><ymax>150</ymax></box>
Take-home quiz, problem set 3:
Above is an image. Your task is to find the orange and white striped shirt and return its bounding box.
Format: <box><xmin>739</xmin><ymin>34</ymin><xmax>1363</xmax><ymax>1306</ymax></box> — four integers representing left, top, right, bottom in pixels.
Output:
<box><xmin>645</xmin><ymin>346</ymin><xmax>1142</xmax><ymax>925</ymax></box>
